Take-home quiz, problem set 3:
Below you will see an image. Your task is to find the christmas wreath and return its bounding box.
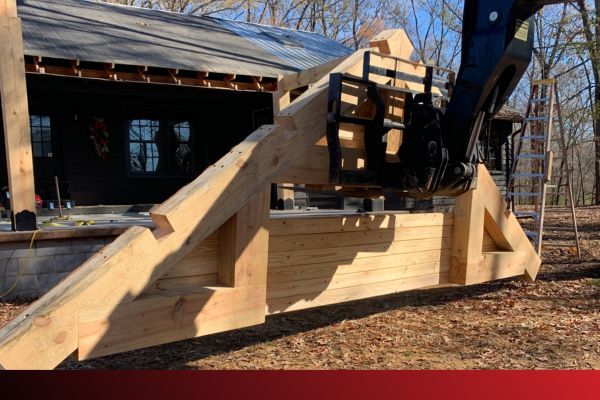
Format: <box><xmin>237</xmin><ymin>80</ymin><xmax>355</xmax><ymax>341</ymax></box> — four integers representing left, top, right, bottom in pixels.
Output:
<box><xmin>89</xmin><ymin>118</ymin><xmax>110</xmax><ymax>159</ymax></box>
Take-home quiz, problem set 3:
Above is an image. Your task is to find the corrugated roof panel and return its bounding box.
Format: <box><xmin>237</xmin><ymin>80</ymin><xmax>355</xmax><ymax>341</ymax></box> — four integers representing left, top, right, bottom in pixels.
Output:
<box><xmin>215</xmin><ymin>19</ymin><xmax>352</xmax><ymax>71</ymax></box>
<box><xmin>17</xmin><ymin>0</ymin><xmax>351</xmax><ymax>78</ymax></box>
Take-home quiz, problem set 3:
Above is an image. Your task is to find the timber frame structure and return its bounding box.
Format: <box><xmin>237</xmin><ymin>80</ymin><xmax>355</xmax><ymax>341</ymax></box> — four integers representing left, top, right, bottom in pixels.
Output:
<box><xmin>0</xmin><ymin>2</ymin><xmax>541</xmax><ymax>369</ymax></box>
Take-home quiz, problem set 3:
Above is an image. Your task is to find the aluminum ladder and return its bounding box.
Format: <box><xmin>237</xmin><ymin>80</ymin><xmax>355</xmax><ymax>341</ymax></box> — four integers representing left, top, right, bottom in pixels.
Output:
<box><xmin>508</xmin><ymin>78</ymin><xmax>581</xmax><ymax>258</ymax></box>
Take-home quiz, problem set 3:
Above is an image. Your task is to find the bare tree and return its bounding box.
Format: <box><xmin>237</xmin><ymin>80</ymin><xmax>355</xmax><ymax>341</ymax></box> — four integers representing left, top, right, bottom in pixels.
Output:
<box><xmin>573</xmin><ymin>0</ymin><xmax>600</xmax><ymax>203</ymax></box>
<box><xmin>386</xmin><ymin>0</ymin><xmax>462</xmax><ymax>68</ymax></box>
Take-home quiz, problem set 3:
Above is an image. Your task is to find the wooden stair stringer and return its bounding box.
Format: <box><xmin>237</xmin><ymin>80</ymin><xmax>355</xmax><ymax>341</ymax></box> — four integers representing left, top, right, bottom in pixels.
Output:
<box><xmin>0</xmin><ymin>48</ymin><xmax>372</xmax><ymax>370</ymax></box>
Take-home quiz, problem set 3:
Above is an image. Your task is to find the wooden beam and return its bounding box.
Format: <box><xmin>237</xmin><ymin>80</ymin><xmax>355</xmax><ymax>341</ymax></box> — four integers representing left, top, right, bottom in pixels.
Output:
<box><xmin>268</xmin><ymin>249</ymin><xmax>450</xmax><ymax>284</ymax></box>
<box><xmin>0</xmin><ymin>0</ymin><xmax>16</xmax><ymax>17</ymax></box>
<box><xmin>197</xmin><ymin>71</ymin><xmax>210</xmax><ymax>87</ymax></box>
<box><xmin>277</xmin><ymin>142</ymin><xmax>367</xmax><ymax>186</ymax></box>
<box><xmin>251</xmin><ymin>76</ymin><xmax>263</xmax><ymax>91</ymax></box>
<box><xmin>103</xmin><ymin>63</ymin><xmax>116</xmax><ymax>80</ymax></box>
<box><xmin>476</xmin><ymin>251</ymin><xmax>527</xmax><ymax>283</ymax></box>
<box><xmin>272</xmin><ymin>74</ymin><xmax>291</xmax><ymax>115</ymax></box>
<box><xmin>268</xmin><ymin>212</ymin><xmax>452</xmax><ymax>236</ymax></box>
<box><xmin>31</xmin><ymin>56</ymin><xmax>43</xmax><ymax>73</ymax></box>
<box><xmin>134</xmin><ymin>65</ymin><xmax>149</xmax><ymax>83</ymax></box>
<box><xmin>270</xmin><ymin>224</ymin><xmax>452</xmax><ymax>253</ymax></box>
<box><xmin>369</xmin><ymin>29</ymin><xmax>414</xmax><ymax>59</ymax></box>
<box><xmin>0</xmin><ymin>227</ymin><xmax>157</xmax><ymax>369</ymax></box>
<box><xmin>168</xmin><ymin>68</ymin><xmax>181</xmax><ymax>85</ymax></box>
<box><xmin>450</xmin><ymin>189</ymin><xmax>485</xmax><ymax>285</ymax></box>
<box><xmin>450</xmin><ymin>165</ymin><xmax>541</xmax><ymax>285</ymax></box>
<box><xmin>69</xmin><ymin>60</ymin><xmax>81</xmax><ymax>77</ymax></box>
<box><xmin>277</xmin><ymin>184</ymin><xmax>295</xmax><ymax>209</ymax></box>
<box><xmin>267</xmin><ymin>273</ymin><xmax>448</xmax><ymax>314</ymax></box>
<box><xmin>78</xmin><ymin>208</ymin><xmax>450</xmax><ymax>359</ymax></box>
<box><xmin>217</xmin><ymin>187</ymin><xmax>270</xmax><ymax>287</ymax></box>
<box><xmin>25</xmin><ymin>63</ymin><xmax>274</xmax><ymax>91</ymax></box>
<box><xmin>280</xmin><ymin>57</ymin><xmax>346</xmax><ymax>91</ymax></box>
<box><xmin>0</xmin><ymin>14</ymin><xmax>37</xmax><ymax>231</ymax></box>
<box><xmin>224</xmin><ymin>73</ymin><xmax>236</xmax><ymax>90</ymax></box>
<box><xmin>78</xmin><ymin>285</ymin><xmax>265</xmax><ymax>360</ymax></box>
<box><xmin>474</xmin><ymin>165</ymin><xmax>541</xmax><ymax>281</ymax></box>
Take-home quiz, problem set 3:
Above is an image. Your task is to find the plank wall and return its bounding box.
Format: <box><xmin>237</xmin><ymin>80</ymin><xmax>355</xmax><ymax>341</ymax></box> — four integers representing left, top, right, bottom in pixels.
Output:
<box><xmin>143</xmin><ymin>213</ymin><xmax>455</xmax><ymax>308</ymax></box>
<box><xmin>266</xmin><ymin>212</ymin><xmax>453</xmax><ymax>314</ymax></box>
<box><xmin>142</xmin><ymin>232</ymin><xmax>219</xmax><ymax>296</ymax></box>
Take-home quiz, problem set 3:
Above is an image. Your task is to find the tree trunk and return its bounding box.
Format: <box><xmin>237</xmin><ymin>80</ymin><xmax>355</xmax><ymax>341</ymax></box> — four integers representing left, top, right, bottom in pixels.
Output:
<box><xmin>577</xmin><ymin>0</ymin><xmax>600</xmax><ymax>203</ymax></box>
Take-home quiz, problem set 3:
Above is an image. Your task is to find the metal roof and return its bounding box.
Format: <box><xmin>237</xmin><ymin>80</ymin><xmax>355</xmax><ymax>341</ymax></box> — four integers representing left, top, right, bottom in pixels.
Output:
<box><xmin>17</xmin><ymin>0</ymin><xmax>352</xmax><ymax>78</ymax></box>
<box><xmin>495</xmin><ymin>105</ymin><xmax>524</xmax><ymax>122</ymax></box>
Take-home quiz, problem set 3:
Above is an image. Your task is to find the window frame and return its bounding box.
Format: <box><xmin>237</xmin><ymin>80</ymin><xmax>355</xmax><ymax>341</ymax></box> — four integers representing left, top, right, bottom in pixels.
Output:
<box><xmin>29</xmin><ymin>114</ymin><xmax>53</xmax><ymax>159</ymax></box>
<box><xmin>125</xmin><ymin>117</ymin><xmax>196</xmax><ymax>178</ymax></box>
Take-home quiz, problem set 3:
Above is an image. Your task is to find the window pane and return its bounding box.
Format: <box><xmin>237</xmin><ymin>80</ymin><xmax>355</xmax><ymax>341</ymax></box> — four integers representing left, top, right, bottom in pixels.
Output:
<box><xmin>129</xmin><ymin>126</ymin><xmax>141</xmax><ymax>141</ymax></box>
<box><xmin>145</xmin><ymin>143</ymin><xmax>158</xmax><ymax>172</ymax></box>
<box><xmin>141</xmin><ymin>125</ymin><xmax>153</xmax><ymax>141</ymax></box>
<box><xmin>30</xmin><ymin>115</ymin><xmax>40</xmax><ymax>127</ymax></box>
<box><xmin>129</xmin><ymin>119</ymin><xmax>159</xmax><ymax>141</ymax></box>
<box><xmin>41</xmin><ymin>116</ymin><xmax>51</xmax><ymax>127</ymax></box>
<box><xmin>129</xmin><ymin>119</ymin><xmax>160</xmax><ymax>173</ymax></box>
<box><xmin>129</xmin><ymin>143</ymin><xmax>144</xmax><ymax>172</ymax></box>
<box><xmin>31</xmin><ymin>126</ymin><xmax>42</xmax><ymax>142</ymax></box>
<box><xmin>144</xmin><ymin>120</ymin><xmax>160</xmax><ymax>141</ymax></box>
<box><xmin>175</xmin><ymin>143</ymin><xmax>192</xmax><ymax>173</ymax></box>
<box><xmin>172</xmin><ymin>121</ymin><xmax>191</xmax><ymax>142</ymax></box>
<box><xmin>32</xmin><ymin>142</ymin><xmax>43</xmax><ymax>158</ymax></box>
<box><xmin>168</xmin><ymin>121</ymin><xmax>192</xmax><ymax>173</ymax></box>
<box><xmin>41</xmin><ymin>127</ymin><xmax>52</xmax><ymax>143</ymax></box>
<box><xmin>42</xmin><ymin>142</ymin><xmax>53</xmax><ymax>157</ymax></box>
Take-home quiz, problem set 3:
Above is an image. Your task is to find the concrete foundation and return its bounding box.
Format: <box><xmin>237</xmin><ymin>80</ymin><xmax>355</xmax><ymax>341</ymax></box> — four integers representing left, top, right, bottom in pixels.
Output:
<box><xmin>0</xmin><ymin>231</ymin><xmax>119</xmax><ymax>301</ymax></box>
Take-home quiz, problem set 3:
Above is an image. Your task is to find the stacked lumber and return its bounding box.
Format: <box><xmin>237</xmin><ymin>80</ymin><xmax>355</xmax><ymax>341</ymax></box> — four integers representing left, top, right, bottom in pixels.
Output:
<box><xmin>141</xmin><ymin>233</ymin><xmax>219</xmax><ymax>296</ymax></box>
<box><xmin>266</xmin><ymin>213</ymin><xmax>453</xmax><ymax>313</ymax></box>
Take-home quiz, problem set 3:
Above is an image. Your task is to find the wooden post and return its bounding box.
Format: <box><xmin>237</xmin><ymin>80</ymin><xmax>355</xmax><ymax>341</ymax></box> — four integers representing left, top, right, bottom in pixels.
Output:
<box><xmin>450</xmin><ymin>189</ymin><xmax>485</xmax><ymax>285</ymax></box>
<box><xmin>0</xmin><ymin>0</ymin><xmax>37</xmax><ymax>231</ymax></box>
<box><xmin>217</xmin><ymin>187</ymin><xmax>270</xmax><ymax>288</ymax></box>
<box><xmin>272</xmin><ymin>75</ymin><xmax>291</xmax><ymax>115</ymax></box>
<box><xmin>277</xmin><ymin>184</ymin><xmax>295</xmax><ymax>210</ymax></box>
<box><xmin>0</xmin><ymin>0</ymin><xmax>17</xmax><ymax>16</ymax></box>
<box><xmin>450</xmin><ymin>165</ymin><xmax>542</xmax><ymax>285</ymax></box>
<box><xmin>272</xmin><ymin>76</ymin><xmax>294</xmax><ymax>209</ymax></box>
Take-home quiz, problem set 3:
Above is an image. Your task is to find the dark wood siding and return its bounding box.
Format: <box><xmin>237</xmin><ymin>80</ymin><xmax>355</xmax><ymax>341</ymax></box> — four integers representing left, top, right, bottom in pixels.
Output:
<box><xmin>0</xmin><ymin>75</ymin><xmax>273</xmax><ymax>206</ymax></box>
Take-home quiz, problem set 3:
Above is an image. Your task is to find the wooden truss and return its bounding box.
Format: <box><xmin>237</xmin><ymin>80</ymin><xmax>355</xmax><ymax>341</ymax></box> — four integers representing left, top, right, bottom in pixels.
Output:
<box><xmin>0</xmin><ymin>8</ymin><xmax>541</xmax><ymax>369</ymax></box>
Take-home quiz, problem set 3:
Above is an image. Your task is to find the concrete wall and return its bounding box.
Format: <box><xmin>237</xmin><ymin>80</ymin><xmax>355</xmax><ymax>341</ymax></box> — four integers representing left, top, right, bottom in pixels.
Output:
<box><xmin>0</xmin><ymin>236</ymin><xmax>114</xmax><ymax>301</ymax></box>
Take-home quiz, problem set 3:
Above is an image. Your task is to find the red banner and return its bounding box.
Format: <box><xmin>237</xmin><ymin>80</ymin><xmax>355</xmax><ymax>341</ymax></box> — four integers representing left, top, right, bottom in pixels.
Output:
<box><xmin>0</xmin><ymin>370</ymin><xmax>597</xmax><ymax>399</ymax></box>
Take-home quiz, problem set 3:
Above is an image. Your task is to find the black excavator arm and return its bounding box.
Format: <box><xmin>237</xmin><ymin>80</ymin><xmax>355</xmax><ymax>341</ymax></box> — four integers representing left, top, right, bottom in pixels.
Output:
<box><xmin>436</xmin><ymin>0</ymin><xmax>572</xmax><ymax>194</ymax></box>
<box><xmin>401</xmin><ymin>0</ymin><xmax>574</xmax><ymax>197</ymax></box>
<box><xmin>325</xmin><ymin>0</ymin><xmax>573</xmax><ymax>198</ymax></box>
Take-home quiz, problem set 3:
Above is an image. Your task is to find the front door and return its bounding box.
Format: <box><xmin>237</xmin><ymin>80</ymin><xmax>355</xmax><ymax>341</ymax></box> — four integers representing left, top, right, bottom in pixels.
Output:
<box><xmin>30</xmin><ymin>114</ymin><xmax>63</xmax><ymax>205</ymax></box>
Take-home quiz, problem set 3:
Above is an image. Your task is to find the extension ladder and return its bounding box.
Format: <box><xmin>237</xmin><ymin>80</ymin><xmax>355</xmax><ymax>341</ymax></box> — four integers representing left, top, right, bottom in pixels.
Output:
<box><xmin>508</xmin><ymin>78</ymin><xmax>581</xmax><ymax>258</ymax></box>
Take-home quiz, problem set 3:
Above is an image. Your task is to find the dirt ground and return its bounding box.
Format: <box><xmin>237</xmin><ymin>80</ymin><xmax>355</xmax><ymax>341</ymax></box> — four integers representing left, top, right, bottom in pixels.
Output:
<box><xmin>1</xmin><ymin>207</ymin><xmax>598</xmax><ymax>370</ymax></box>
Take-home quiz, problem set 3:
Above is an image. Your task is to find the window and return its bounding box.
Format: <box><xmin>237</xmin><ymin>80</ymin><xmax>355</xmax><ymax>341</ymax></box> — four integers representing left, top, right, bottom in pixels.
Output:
<box><xmin>128</xmin><ymin>119</ymin><xmax>193</xmax><ymax>175</ymax></box>
<box><xmin>30</xmin><ymin>115</ymin><xmax>52</xmax><ymax>158</ymax></box>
